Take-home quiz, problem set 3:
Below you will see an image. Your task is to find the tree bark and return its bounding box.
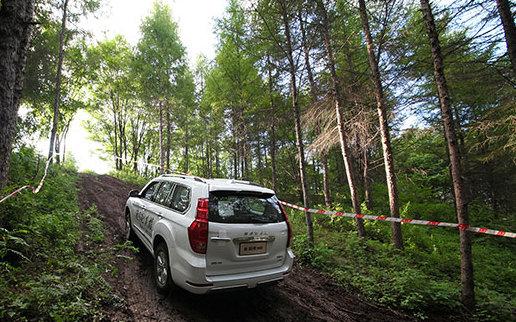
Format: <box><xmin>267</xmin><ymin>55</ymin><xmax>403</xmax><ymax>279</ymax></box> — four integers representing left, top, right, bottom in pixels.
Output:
<box><xmin>358</xmin><ymin>0</ymin><xmax>403</xmax><ymax>249</ymax></box>
<box><xmin>166</xmin><ymin>103</ymin><xmax>171</xmax><ymax>172</ymax></box>
<box><xmin>215</xmin><ymin>144</ymin><xmax>220</xmax><ymax>177</ymax></box>
<box><xmin>420</xmin><ymin>0</ymin><xmax>474</xmax><ymax>310</ymax></box>
<box><xmin>48</xmin><ymin>0</ymin><xmax>69</xmax><ymax>162</ymax></box>
<box><xmin>112</xmin><ymin>96</ymin><xmax>120</xmax><ymax>170</ymax></box>
<box><xmin>184</xmin><ymin>124</ymin><xmax>190</xmax><ymax>173</ymax></box>
<box><xmin>54</xmin><ymin>136</ymin><xmax>61</xmax><ymax>164</ymax></box>
<box><xmin>61</xmin><ymin>120</ymin><xmax>70</xmax><ymax>163</ymax></box>
<box><xmin>159</xmin><ymin>100</ymin><xmax>164</xmax><ymax>174</ymax></box>
<box><xmin>363</xmin><ymin>148</ymin><xmax>373</xmax><ymax>211</ymax></box>
<box><xmin>0</xmin><ymin>0</ymin><xmax>35</xmax><ymax>187</ymax></box>
<box><xmin>298</xmin><ymin>6</ymin><xmax>331</xmax><ymax>207</ymax></box>
<box><xmin>496</xmin><ymin>0</ymin><xmax>516</xmax><ymax>77</ymax></box>
<box><xmin>316</xmin><ymin>0</ymin><xmax>365</xmax><ymax>237</ymax></box>
<box><xmin>321</xmin><ymin>154</ymin><xmax>331</xmax><ymax>207</ymax></box>
<box><xmin>279</xmin><ymin>0</ymin><xmax>314</xmax><ymax>245</ymax></box>
<box><xmin>267</xmin><ymin>55</ymin><xmax>278</xmax><ymax>192</ymax></box>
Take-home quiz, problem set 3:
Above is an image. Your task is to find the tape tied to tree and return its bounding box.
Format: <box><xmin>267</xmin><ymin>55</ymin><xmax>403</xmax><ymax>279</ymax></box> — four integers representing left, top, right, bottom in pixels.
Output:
<box><xmin>279</xmin><ymin>201</ymin><xmax>515</xmax><ymax>239</ymax></box>
<box><xmin>0</xmin><ymin>154</ymin><xmax>59</xmax><ymax>204</ymax></box>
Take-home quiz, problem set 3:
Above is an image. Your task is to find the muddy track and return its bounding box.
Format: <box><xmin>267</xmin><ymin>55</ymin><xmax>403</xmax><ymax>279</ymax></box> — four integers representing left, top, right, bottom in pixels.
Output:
<box><xmin>77</xmin><ymin>173</ymin><xmax>413</xmax><ymax>322</ymax></box>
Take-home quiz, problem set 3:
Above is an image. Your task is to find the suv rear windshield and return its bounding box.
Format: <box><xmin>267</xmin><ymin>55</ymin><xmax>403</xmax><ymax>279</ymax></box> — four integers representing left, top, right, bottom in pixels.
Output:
<box><xmin>208</xmin><ymin>191</ymin><xmax>284</xmax><ymax>224</ymax></box>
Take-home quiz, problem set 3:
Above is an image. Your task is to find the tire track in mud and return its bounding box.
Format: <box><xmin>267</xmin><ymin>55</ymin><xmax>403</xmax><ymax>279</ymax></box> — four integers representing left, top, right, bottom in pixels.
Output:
<box><xmin>77</xmin><ymin>173</ymin><xmax>413</xmax><ymax>322</ymax></box>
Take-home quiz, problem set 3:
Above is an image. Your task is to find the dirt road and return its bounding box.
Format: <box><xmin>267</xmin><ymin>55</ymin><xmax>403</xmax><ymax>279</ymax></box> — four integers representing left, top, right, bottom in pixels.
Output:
<box><xmin>78</xmin><ymin>173</ymin><xmax>413</xmax><ymax>322</ymax></box>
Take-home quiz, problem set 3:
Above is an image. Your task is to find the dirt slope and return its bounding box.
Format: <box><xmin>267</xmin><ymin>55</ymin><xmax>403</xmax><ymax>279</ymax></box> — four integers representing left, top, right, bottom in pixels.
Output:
<box><xmin>77</xmin><ymin>173</ymin><xmax>413</xmax><ymax>322</ymax></box>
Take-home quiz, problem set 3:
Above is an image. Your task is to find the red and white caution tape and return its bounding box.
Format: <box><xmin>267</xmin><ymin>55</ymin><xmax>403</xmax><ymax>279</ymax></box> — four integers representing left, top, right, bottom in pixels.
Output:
<box><xmin>114</xmin><ymin>156</ymin><xmax>162</xmax><ymax>169</ymax></box>
<box><xmin>279</xmin><ymin>201</ymin><xmax>516</xmax><ymax>239</ymax></box>
<box><xmin>0</xmin><ymin>154</ymin><xmax>56</xmax><ymax>204</ymax></box>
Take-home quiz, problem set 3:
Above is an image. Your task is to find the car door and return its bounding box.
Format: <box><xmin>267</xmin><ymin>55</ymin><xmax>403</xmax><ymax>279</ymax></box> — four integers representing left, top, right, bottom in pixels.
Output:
<box><xmin>134</xmin><ymin>181</ymin><xmax>161</xmax><ymax>245</ymax></box>
<box><xmin>146</xmin><ymin>181</ymin><xmax>176</xmax><ymax>235</ymax></box>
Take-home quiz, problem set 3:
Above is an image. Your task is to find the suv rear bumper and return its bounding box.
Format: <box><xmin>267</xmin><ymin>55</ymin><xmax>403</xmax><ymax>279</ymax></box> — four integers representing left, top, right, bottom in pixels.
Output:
<box><xmin>174</xmin><ymin>249</ymin><xmax>295</xmax><ymax>294</ymax></box>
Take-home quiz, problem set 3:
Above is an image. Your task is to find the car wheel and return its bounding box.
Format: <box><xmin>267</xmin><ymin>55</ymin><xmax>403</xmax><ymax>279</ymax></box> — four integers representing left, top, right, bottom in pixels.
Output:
<box><xmin>155</xmin><ymin>242</ymin><xmax>173</xmax><ymax>294</ymax></box>
<box><xmin>125</xmin><ymin>210</ymin><xmax>135</xmax><ymax>241</ymax></box>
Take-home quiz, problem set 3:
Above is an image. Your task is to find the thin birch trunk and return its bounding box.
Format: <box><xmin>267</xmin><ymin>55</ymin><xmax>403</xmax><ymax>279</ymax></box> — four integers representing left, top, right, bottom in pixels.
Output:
<box><xmin>48</xmin><ymin>0</ymin><xmax>69</xmax><ymax>162</ymax></box>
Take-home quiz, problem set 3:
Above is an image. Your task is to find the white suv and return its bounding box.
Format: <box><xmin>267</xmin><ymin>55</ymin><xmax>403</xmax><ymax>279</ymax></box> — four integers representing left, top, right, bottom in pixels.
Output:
<box><xmin>125</xmin><ymin>174</ymin><xmax>294</xmax><ymax>294</ymax></box>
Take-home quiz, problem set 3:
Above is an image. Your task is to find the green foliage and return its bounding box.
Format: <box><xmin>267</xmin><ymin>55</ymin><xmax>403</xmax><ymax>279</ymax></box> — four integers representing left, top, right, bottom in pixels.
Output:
<box><xmin>289</xmin><ymin>205</ymin><xmax>516</xmax><ymax>320</ymax></box>
<box><xmin>0</xmin><ymin>147</ymin><xmax>120</xmax><ymax>320</ymax></box>
<box><xmin>109</xmin><ymin>168</ymin><xmax>150</xmax><ymax>187</ymax></box>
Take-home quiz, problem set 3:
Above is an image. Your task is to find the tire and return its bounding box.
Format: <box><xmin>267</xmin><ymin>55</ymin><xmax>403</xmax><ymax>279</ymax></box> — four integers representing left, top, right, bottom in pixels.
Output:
<box><xmin>125</xmin><ymin>209</ymin><xmax>135</xmax><ymax>241</ymax></box>
<box><xmin>154</xmin><ymin>242</ymin><xmax>173</xmax><ymax>294</ymax></box>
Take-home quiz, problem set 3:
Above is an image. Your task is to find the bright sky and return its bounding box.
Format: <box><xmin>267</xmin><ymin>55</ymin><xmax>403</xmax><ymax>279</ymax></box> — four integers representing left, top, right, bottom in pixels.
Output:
<box><xmin>35</xmin><ymin>0</ymin><xmax>228</xmax><ymax>174</ymax></box>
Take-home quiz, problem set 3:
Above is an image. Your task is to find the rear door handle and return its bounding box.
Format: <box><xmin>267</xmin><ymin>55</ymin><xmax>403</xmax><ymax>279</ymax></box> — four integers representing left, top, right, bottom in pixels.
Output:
<box><xmin>211</xmin><ymin>237</ymin><xmax>231</xmax><ymax>241</ymax></box>
<box><xmin>150</xmin><ymin>209</ymin><xmax>163</xmax><ymax>217</ymax></box>
<box><xmin>134</xmin><ymin>202</ymin><xmax>146</xmax><ymax>209</ymax></box>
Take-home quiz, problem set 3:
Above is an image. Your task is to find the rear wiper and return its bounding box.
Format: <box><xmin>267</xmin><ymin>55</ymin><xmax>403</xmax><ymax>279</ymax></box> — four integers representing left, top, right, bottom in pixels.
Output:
<box><xmin>250</xmin><ymin>218</ymin><xmax>272</xmax><ymax>224</ymax></box>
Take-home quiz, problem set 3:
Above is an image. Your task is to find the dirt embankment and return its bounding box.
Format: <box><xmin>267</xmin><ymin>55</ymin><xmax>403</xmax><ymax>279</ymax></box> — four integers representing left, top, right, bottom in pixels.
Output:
<box><xmin>77</xmin><ymin>173</ymin><xmax>413</xmax><ymax>322</ymax></box>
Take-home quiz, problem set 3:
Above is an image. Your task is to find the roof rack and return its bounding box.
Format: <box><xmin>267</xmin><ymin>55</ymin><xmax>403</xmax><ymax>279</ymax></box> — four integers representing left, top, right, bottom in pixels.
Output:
<box><xmin>210</xmin><ymin>178</ymin><xmax>262</xmax><ymax>187</ymax></box>
<box><xmin>160</xmin><ymin>173</ymin><xmax>206</xmax><ymax>183</ymax></box>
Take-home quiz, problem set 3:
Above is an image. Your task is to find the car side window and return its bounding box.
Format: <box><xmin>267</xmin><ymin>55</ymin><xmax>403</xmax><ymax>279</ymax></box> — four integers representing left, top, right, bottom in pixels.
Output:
<box><xmin>168</xmin><ymin>185</ymin><xmax>190</xmax><ymax>213</ymax></box>
<box><xmin>142</xmin><ymin>182</ymin><xmax>160</xmax><ymax>201</ymax></box>
<box><xmin>153</xmin><ymin>182</ymin><xmax>175</xmax><ymax>206</ymax></box>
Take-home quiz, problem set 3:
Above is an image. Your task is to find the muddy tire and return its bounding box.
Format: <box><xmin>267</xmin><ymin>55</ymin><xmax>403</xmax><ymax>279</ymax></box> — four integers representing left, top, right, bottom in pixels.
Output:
<box><xmin>125</xmin><ymin>209</ymin><xmax>135</xmax><ymax>241</ymax></box>
<box><xmin>155</xmin><ymin>242</ymin><xmax>173</xmax><ymax>294</ymax></box>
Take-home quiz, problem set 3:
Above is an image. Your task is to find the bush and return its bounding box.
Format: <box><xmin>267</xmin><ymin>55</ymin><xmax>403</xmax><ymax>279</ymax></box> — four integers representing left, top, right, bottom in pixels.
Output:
<box><xmin>0</xmin><ymin>147</ymin><xmax>120</xmax><ymax>320</ymax></box>
<box><xmin>288</xmin><ymin>205</ymin><xmax>516</xmax><ymax>320</ymax></box>
<box><xmin>109</xmin><ymin>168</ymin><xmax>150</xmax><ymax>187</ymax></box>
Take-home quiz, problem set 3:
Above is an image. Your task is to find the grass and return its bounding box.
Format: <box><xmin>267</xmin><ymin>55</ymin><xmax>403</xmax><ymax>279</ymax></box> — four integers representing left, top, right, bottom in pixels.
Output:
<box><xmin>0</xmin><ymin>147</ymin><xmax>122</xmax><ymax>320</ymax></box>
<box><xmin>109</xmin><ymin>168</ymin><xmax>151</xmax><ymax>187</ymax></box>
<box><xmin>288</xmin><ymin>200</ymin><xmax>516</xmax><ymax>320</ymax></box>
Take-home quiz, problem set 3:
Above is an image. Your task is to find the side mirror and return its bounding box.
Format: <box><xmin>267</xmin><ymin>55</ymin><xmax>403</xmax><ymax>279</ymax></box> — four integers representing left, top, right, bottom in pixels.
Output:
<box><xmin>128</xmin><ymin>190</ymin><xmax>140</xmax><ymax>198</ymax></box>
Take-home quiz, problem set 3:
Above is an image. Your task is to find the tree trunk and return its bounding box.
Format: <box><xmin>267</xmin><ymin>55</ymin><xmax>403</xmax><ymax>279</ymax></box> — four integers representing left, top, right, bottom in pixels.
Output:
<box><xmin>279</xmin><ymin>0</ymin><xmax>314</xmax><ymax>245</ymax></box>
<box><xmin>363</xmin><ymin>148</ymin><xmax>373</xmax><ymax>211</ymax></box>
<box><xmin>54</xmin><ymin>136</ymin><xmax>61</xmax><ymax>164</ymax></box>
<box><xmin>159</xmin><ymin>100</ymin><xmax>164</xmax><ymax>174</ymax></box>
<box><xmin>420</xmin><ymin>0</ymin><xmax>474</xmax><ymax>310</ymax></box>
<box><xmin>184</xmin><ymin>125</ymin><xmax>190</xmax><ymax>173</ymax></box>
<box><xmin>496</xmin><ymin>0</ymin><xmax>516</xmax><ymax>77</ymax></box>
<box><xmin>316</xmin><ymin>0</ymin><xmax>365</xmax><ymax>237</ymax></box>
<box><xmin>215</xmin><ymin>144</ymin><xmax>220</xmax><ymax>177</ymax></box>
<box><xmin>117</xmin><ymin>103</ymin><xmax>126</xmax><ymax>168</ymax></box>
<box><xmin>166</xmin><ymin>103</ymin><xmax>171</xmax><ymax>172</ymax></box>
<box><xmin>358</xmin><ymin>0</ymin><xmax>403</xmax><ymax>249</ymax></box>
<box><xmin>61</xmin><ymin>123</ymin><xmax>69</xmax><ymax>163</ymax></box>
<box><xmin>267</xmin><ymin>56</ymin><xmax>278</xmax><ymax>192</ymax></box>
<box><xmin>112</xmin><ymin>98</ymin><xmax>120</xmax><ymax>170</ymax></box>
<box><xmin>298</xmin><ymin>6</ymin><xmax>331</xmax><ymax>207</ymax></box>
<box><xmin>321</xmin><ymin>154</ymin><xmax>331</xmax><ymax>207</ymax></box>
<box><xmin>0</xmin><ymin>0</ymin><xmax>35</xmax><ymax>187</ymax></box>
<box><xmin>257</xmin><ymin>136</ymin><xmax>262</xmax><ymax>171</ymax></box>
<box><xmin>48</xmin><ymin>0</ymin><xmax>69</xmax><ymax>162</ymax></box>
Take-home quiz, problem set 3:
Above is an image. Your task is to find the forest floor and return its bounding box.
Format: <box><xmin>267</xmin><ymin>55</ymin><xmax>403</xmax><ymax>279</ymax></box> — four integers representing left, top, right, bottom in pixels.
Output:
<box><xmin>77</xmin><ymin>173</ymin><xmax>414</xmax><ymax>322</ymax></box>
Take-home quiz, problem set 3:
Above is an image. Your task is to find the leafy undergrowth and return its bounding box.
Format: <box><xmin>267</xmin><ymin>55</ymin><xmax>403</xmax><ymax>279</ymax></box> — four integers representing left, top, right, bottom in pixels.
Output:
<box><xmin>289</xmin><ymin>202</ymin><xmax>516</xmax><ymax>321</ymax></box>
<box><xmin>0</xmin><ymin>147</ymin><xmax>122</xmax><ymax>320</ymax></box>
<box><xmin>109</xmin><ymin>168</ymin><xmax>151</xmax><ymax>187</ymax></box>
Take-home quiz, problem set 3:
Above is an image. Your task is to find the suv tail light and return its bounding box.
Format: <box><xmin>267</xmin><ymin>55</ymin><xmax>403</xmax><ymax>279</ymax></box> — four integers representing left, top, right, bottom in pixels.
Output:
<box><xmin>279</xmin><ymin>203</ymin><xmax>292</xmax><ymax>248</ymax></box>
<box><xmin>188</xmin><ymin>198</ymin><xmax>209</xmax><ymax>254</ymax></box>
